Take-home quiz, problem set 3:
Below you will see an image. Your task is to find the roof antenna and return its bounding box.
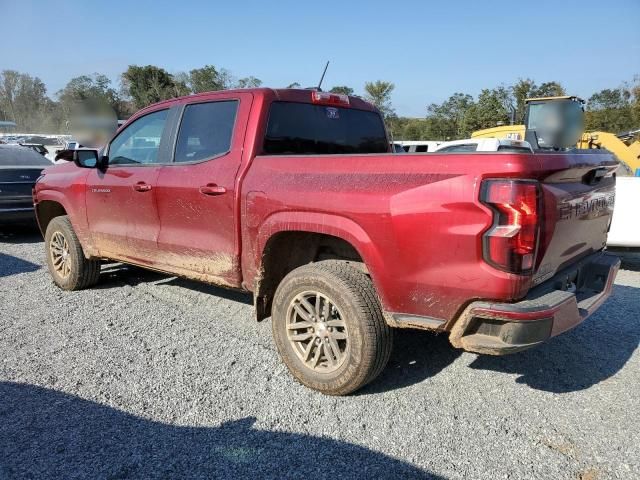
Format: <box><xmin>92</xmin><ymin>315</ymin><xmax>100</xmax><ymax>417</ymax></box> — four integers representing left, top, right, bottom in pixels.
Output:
<box><xmin>317</xmin><ymin>61</ymin><xmax>329</xmax><ymax>91</ymax></box>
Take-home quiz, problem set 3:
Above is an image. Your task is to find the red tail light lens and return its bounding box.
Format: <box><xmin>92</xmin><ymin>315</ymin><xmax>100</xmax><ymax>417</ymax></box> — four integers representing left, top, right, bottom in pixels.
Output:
<box><xmin>311</xmin><ymin>91</ymin><xmax>350</xmax><ymax>106</ymax></box>
<box><xmin>480</xmin><ymin>179</ymin><xmax>541</xmax><ymax>274</ymax></box>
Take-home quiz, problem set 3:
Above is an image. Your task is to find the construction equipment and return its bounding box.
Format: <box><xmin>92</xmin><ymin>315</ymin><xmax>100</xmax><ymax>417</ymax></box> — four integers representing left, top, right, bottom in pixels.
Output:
<box><xmin>577</xmin><ymin>129</ymin><xmax>640</xmax><ymax>175</ymax></box>
<box><xmin>472</xmin><ymin>96</ymin><xmax>640</xmax><ymax>174</ymax></box>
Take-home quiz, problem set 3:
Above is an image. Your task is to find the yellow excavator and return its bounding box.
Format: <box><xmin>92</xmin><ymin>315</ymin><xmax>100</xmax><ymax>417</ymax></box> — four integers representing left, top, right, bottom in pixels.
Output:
<box><xmin>471</xmin><ymin>96</ymin><xmax>640</xmax><ymax>175</ymax></box>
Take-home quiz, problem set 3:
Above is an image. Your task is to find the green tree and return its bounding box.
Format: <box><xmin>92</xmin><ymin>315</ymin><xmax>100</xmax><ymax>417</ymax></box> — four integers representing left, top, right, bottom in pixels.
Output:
<box><xmin>188</xmin><ymin>65</ymin><xmax>224</xmax><ymax>93</ymax></box>
<box><xmin>236</xmin><ymin>76</ymin><xmax>262</xmax><ymax>88</ymax></box>
<box><xmin>57</xmin><ymin>73</ymin><xmax>128</xmax><ymax>119</ymax></box>
<box><xmin>0</xmin><ymin>70</ymin><xmax>53</xmax><ymax>131</ymax></box>
<box><xmin>122</xmin><ymin>65</ymin><xmax>184</xmax><ymax>109</ymax></box>
<box><xmin>511</xmin><ymin>78</ymin><xmax>537</xmax><ymax>123</ymax></box>
<box><xmin>533</xmin><ymin>81</ymin><xmax>566</xmax><ymax>98</ymax></box>
<box><xmin>364</xmin><ymin>80</ymin><xmax>395</xmax><ymax>118</ymax></box>
<box><xmin>585</xmin><ymin>86</ymin><xmax>635</xmax><ymax>132</ymax></box>
<box><xmin>630</xmin><ymin>75</ymin><xmax>640</xmax><ymax>128</ymax></box>
<box><xmin>426</xmin><ymin>92</ymin><xmax>475</xmax><ymax>139</ymax></box>
<box><xmin>465</xmin><ymin>86</ymin><xmax>511</xmax><ymax>132</ymax></box>
<box><xmin>329</xmin><ymin>86</ymin><xmax>354</xmax><ymax>96</ymax></box>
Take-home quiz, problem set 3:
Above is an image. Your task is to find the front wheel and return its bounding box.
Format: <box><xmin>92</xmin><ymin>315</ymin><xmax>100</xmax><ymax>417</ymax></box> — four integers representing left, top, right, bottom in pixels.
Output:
<box><xmin>44</xmin><ymin>215</ymin><xmax>101</xmax><ymax>290</ymax></box>
<box><xmin>271</xmin><ymin>260</ymin><xmax>392</xmax><ymax>395</ymax></box>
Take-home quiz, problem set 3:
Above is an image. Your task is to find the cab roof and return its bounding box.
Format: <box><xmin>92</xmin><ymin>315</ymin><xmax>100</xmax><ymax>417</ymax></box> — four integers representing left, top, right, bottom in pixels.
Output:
<box><xmin>136</xmin><ymin>88</ymin><xmax>377</xmax><ymax>115</ymax></box>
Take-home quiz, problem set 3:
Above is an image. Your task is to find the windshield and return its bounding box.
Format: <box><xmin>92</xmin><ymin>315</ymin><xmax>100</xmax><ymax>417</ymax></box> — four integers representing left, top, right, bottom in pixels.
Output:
<box><xmin>263</xmin><ymin>102</ymin><xmax>388</xmax><ymax>155</ymax></box>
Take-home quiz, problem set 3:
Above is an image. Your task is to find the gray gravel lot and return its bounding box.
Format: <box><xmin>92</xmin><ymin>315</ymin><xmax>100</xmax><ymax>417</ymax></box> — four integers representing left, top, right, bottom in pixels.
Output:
<box><xmin>1</xmin><ymin>230</ymin><xmax>639</xmax><ymax>480</ymax></box>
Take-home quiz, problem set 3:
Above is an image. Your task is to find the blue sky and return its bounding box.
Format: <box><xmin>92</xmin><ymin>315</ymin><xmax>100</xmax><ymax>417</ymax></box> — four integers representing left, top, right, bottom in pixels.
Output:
<box><xmin>2</xmin><ymin>0</ymin><xmax>639</xmax><ymax>116</ymax></box>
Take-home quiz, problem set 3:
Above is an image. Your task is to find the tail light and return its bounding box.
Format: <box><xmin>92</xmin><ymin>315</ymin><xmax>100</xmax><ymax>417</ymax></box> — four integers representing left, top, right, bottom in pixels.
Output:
<box><xmin>311</xmin><ymin>91</ymin><xmax>350</xmax><ymax>106</ymax></box>
<box><xmin>480</xmin><ymin>179</ymin><xmax>541</xmax><ymax>274</ymax></box>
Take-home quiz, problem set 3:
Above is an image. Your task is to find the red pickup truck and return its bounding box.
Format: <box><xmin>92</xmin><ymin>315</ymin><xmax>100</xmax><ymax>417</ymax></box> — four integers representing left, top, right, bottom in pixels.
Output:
<box><xmin>33</xmin><ymin>88</ymin><xmax>620</xmax><ymax>395</ymax></box>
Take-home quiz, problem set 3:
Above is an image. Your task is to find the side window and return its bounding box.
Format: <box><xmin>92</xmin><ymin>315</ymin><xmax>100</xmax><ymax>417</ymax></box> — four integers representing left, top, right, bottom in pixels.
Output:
<box><xmin>108</xmin><ymin>109</ymin><xmax>168</xmax><ymax>165</ymax></box>
<box><xmin>415</xmin><ymin>145</ymin><xmax>428</xmax><ymax>152</ymax></box>
<box><xmin>175</xmin><ymin>101</ymin><xmax>238</xmax><ymax>163</ymax></box>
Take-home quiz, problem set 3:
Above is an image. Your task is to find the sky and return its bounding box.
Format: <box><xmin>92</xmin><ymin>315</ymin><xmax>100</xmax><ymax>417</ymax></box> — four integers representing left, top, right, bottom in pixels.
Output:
<box><xmin>2</xmin><ymin>0</ymin><xmax>639</xmax><ymax>117</ymax></box>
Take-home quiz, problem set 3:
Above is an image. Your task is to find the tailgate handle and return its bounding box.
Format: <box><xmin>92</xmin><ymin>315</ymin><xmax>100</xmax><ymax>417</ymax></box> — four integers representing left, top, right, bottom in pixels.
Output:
<box><xmin>585</xmin><ymin>167</ymin><xmax>608</xmax><ymax>185</ymax></box>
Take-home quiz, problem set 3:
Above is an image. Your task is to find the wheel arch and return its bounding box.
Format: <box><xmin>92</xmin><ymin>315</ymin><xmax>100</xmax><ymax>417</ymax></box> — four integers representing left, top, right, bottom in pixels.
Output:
<box><xmin>35</xmin><ymin>198</ymin><xmax>68</xmax><ymax>237</ymax></box>
<box><xmin>252</xmin><ymin>212</ymin><xmax>386</xmax><ymax>321</ymax></box>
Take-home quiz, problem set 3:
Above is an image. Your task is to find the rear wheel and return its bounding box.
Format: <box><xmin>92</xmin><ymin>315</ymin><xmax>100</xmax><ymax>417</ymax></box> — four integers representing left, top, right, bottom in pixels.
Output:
<box><xmin>271</xmin><ymin>260</ymin><xmax>392</xmax><ymax>395</ymax></box>
<box><xmin>45</xmin><ymin>215</ymin><xmax>100</xmax><ymax>290</ymax></box>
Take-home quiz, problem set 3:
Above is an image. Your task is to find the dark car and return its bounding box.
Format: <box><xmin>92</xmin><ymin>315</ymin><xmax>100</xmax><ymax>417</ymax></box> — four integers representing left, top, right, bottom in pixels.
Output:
<box><xmin>20</xmin><ymin>143</ymin><xmax>49</xmax><ymax>156</ymax></box>
<box><xmin>0</xmin><ymin>145</ymin><xmax>51</xmax><ymax>225</ymax></box>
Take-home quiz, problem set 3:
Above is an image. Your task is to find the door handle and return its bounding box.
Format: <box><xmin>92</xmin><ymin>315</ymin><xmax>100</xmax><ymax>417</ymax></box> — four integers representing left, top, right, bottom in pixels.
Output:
<box><xmin>199</xmin><ymin>183</ymin><xmax>226</xmax><ymax>196</ymax></box>
<box><xmin>133</xmin><ymin>181</ymin><xmax>152</xmax><ymax>192</ymax></box>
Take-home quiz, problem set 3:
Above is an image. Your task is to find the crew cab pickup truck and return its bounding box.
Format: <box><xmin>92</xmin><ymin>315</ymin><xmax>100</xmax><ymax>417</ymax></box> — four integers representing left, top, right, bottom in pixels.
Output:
<box><xmin>33</xmin><ymin>88</ymin><xmax>620</xmax><ymax>395</ymax></box>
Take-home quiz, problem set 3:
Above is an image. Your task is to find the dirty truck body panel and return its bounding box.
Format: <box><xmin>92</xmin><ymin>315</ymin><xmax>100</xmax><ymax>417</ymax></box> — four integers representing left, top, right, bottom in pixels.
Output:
<box><xmin>34</xmin><ymin>88</ymin><xmax>619</xmax><ymax>358</ymax></box>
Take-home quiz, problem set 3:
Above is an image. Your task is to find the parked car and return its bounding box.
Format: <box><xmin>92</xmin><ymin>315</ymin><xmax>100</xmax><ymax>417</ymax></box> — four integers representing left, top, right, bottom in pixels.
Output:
<box><xmin>34</xmin><ymin>88</ymin><xmax>620</xmax><ymax>395</ymax></box>
<box><xmin>0</xmin><ymin>145</ymin><xmax>50</xmax><ymax>225</ymax></box>
<box><xmin>435</xmin><ymin>138</ymin><xmax>534</xmax><ymax>153</ymax></box>
<box><xmin>395</xmin><ymin>140</ymin><xmax>442</xmax><ymax>152</ymax></box>
<box><xmin>20</xmin><ymin>143</ymin><xmax>50</xmax><ymax>156</ymax></box>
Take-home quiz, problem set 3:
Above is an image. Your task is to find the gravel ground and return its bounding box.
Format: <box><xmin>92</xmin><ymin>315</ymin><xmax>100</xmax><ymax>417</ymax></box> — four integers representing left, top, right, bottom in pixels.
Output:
<box><xmin>1</xmin><ymin>230</ymin><xmax>638</xmax><ymax>480</ymax></box>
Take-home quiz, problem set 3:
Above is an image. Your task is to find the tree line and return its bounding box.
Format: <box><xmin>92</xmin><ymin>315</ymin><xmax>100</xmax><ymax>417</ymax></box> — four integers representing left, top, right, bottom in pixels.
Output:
<box><xmin>386</xmin><ymin>77</ymin><xmax>640</xmax><ymax>140</ymax></box>
<box><xmin>0</xmin><ymin>65</ymin><xmax>638</xmax><ymax>141</ymax></box>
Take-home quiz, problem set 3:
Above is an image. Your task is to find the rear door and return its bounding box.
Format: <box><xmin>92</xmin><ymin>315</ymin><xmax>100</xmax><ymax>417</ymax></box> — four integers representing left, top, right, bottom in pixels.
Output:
<box><xmin>155</xmin><ymin>94</ymin><xmax>251</xmax><ymax>287</ymax></box>
<box><xmin>85</xmin><ymin>108</ymin><xmax>174</xmax><ymax>263</ymax></box>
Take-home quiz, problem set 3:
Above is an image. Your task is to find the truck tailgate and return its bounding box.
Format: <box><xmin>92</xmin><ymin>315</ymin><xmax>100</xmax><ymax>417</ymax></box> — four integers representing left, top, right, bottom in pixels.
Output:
<box><xmin>532</xmin><ymin>151</ymin><xmax>618</xmax><ymax>286</ymax></box>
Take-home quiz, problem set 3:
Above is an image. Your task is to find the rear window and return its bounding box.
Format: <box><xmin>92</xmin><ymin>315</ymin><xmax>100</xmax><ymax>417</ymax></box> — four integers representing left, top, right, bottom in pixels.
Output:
<box><xmin>263</xmin><ymin>102</ymin><xmax>388</xmax><ymax>155</ymax></box>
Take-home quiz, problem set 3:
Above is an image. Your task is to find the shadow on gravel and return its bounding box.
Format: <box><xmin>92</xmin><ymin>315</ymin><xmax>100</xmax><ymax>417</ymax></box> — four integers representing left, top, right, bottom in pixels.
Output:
<box><xmin>97</xmin><ymin>263</ymin><xmax>169</xmax><ymax>287</ymax></box>
<box><xmin>0</xmin><ymin>252</ymin><xmax>40</xmax><ymax>277</ymax></box>
<box><xmin>360</xmin><ymin>330</ymin><xmax>462</xmax><ymax>395</ymax></box>
<box><xmin>468</xmin><ymin>284</ymin><xmax>640</xmax><ymax>393</ymax></box>
<box><xmin>96</xmin><ymin>263</ymin><xmax>253</xmax><ymax>305</ymax></box>
<box><xmin>160</xmin><ymin>276</ymin><xmax>253</xmax><ymax>305</ymax></box>
<box><xmin>0</xmin><ymin>382</ymin><xmax>442</xmax><ymax>480</ymax></box>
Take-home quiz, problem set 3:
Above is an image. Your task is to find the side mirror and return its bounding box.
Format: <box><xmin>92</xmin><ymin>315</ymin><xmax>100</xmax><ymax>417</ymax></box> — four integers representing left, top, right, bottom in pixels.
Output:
<box><xmin>73</xmin><ymin>149</ymin><xmax>105</xmax><ymax>169</ymax></box>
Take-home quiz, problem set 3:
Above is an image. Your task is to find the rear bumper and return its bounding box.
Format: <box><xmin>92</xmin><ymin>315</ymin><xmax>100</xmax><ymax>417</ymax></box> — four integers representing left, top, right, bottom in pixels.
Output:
<box><xmin>449</xmin><ymin>252</ymin><xmax>620</xmax><ymax>355</ymax></box>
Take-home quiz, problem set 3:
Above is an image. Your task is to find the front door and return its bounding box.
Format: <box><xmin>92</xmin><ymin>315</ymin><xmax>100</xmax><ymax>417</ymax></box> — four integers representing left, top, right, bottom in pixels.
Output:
<box><xmin>155</xmin><ymin>96</ymin><xmax>250</xmax><ymax>287</ymax></box>
<box><xmin>85</xmin><ymin>108</ymin><xmax>171</xmax><ymax>264</ymax></box>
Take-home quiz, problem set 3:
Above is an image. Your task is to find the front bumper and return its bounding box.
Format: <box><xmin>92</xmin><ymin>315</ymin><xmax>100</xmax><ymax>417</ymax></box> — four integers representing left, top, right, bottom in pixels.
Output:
<box><xmin>449</xmin><ymin>252</ymin><xmax>620</xmax><ymax>355</ymax></box>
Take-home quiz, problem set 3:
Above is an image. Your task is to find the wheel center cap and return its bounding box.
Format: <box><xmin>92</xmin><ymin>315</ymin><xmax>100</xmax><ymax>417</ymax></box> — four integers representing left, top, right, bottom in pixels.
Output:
<box><xmin>316</xmin><ymin>322</ymin><xmax>328</xmax><ymax>335</ymax></box>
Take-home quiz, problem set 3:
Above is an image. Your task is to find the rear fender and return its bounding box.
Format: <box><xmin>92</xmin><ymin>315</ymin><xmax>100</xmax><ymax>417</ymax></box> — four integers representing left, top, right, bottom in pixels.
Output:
<box><xmin>252</xmin><ymin>211</ymin><xmax>389</xmax><ymax>304</ymax></box>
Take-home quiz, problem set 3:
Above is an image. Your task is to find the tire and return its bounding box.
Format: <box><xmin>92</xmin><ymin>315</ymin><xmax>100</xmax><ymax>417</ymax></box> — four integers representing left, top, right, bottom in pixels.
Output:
<box><xmin>271</xmin><ymin>260</ymin><xmax>392</xmax><ymax>395</ymax></box>
<box><xmin>44</xmin><ymin>215</ymin><xmax>101</xmax><ymax>291</ymax></box>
